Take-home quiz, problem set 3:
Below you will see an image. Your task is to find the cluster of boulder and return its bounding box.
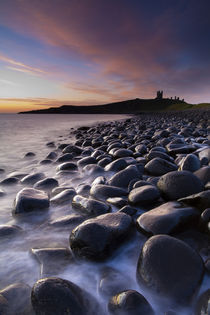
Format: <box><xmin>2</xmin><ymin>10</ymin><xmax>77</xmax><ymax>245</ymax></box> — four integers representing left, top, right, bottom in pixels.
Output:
<box><xmin>0</xmin><ymin>110</ymin><xmax>209</xmax><ymax>314</ymax></box>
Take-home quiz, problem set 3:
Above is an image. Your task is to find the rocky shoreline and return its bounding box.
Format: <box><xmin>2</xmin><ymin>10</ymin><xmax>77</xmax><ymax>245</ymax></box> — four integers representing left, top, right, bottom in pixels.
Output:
<box><xmin>0</xmin><ymin>109</ymin><xmax>209</xmax><ymax>314</ymax></box>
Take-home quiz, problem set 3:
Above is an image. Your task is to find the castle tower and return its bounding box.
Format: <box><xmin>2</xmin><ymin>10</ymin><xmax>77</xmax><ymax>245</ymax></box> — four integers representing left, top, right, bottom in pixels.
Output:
<box><xmin>156</xmin><ymin>90</ymin><xmax>163</xmax><ymax>99</ymax></box>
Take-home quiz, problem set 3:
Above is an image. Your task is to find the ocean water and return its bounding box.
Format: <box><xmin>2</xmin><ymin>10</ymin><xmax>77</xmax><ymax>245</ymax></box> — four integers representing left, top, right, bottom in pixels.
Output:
<box><xmin>0</xmin><ymin>114</ymin><xmax>207</xmax><ymax>314</ymax></box>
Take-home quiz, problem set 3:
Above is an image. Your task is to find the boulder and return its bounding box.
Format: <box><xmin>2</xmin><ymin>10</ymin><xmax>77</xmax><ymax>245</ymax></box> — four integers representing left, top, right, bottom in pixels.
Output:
<box><xmin>50</xmin><ymin>189</ymin><xmax>76</xmax><ymax>205</ymax></box>
<box><xmin>194</xmin><ymin>166</ymin><xmax>210</xmax><ymax>184</ymax></box>
<box><xmin>70</xmin><ymin>212</ymin><xmax>132</xmax><ymax>260</ymax></box>
<box><xmin>31</xmin><ymin>277</ymin><xmax>102</xmax><ymax>315</ymax></box>
<box><xmin>136</xmin><ymin>201</ymin><xmax>199</xmax><ymax>235</ymax></box>
<box><xmin>157</xmin><ymin>171</ymin><xmax>204</xmax><ymax>200</ymax></box>
<box><xmin>179</xmin><ymin>154</ymin><xmax>200</xmax><ymax>172</ymax></box>
<box><xmin>136</xmin><ymin>235</ymin><xmax>204</xmax><ymax>304</ymax></box>
<box><xmin>90</xmin><ymin>184</ymin><xmax>127</xmax><ymax>201</ymax></box>
<box><xmin>108</xmin><ymin>165</ymin><xmax>142</xmax><ymax>189</ymax></box>
<box><xmin>72</xmin><ymin>195</ymin><xmax>110</xmax><ymax>216</ymax></box>
<box><xmin>128</xmin><ymin>185</ymin><xmax>160</xmax><ymax>206</ymax></box>
<box><xmin>34</xmin><ymin>178</ymin><xmax>59</xmax><ymax>191</ymax></box>
<box><xmin>49</xmin><ymin>214</ymin><xmax>85</xmax><ymax>227</ymax></box>
<box><xmin>145</xmin><ymin>157</ymin><xmax>177</xmax><ymax>176</ymax></box>
<box><xmin>57</xmin><ymin>162</ymin><xmax>78</xmax><ymax>171</ymax></box>
<box><xmin>13</xmin><ymin>188</ymin><xmax>49</xmax><ymax>215</ymax></box>
<box><xmin>178</xmin><ymin>191</ymin><xmax>210</xmax><ymax>211</ymax></box>
<box><xmin>20</xmin><ymin>173</ymin><xmax>45</xmax><ymax>186</ymax></box>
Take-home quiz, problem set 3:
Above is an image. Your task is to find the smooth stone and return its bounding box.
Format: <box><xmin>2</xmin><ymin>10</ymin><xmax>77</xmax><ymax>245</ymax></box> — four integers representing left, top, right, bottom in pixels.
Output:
<box><xmin>0</xmin><ymin>225</ymin><xmax>22</xmax><ymax>238</ymax></box>
<box><xmin>92</xmin><ymin>176</ymin><xmax>107</xmax><ymax>186</ymax></box>
<box><xmin>113</xmin><ymin>148</ymin><xmax>133</xmax><ymax>158</ymax></box>
<box><xmin>118</xmin><ymin>205</ymin><xmax>137</xmax><ymax>216</ymax></box>
<box><xmin>51</xmin><ymin>186</ymin><xmax>74</xmax><ymax>196</ymax></box>
<box><xmin>201</xmin><ymin>208</ymin><xmax>210</xmax><ymax>223</ymax></box>
<box><xmin>76</xmin><ymin>184</ymin><xmax>91</xmax><ymax>197</ymax></box>
<box><xmin>49</xmin><ymin>214</ymin><xmax>85</xmax><ymax>227</ymax></box>
<box><xmin>83</xmin><ymin>164</ymin><xmax>104</xmax><ymax>175</ymax></box>
<box><xmin>135</xmin><ymin>144</ymin><xmax>147</xmax><ymax>154</ymax></box>
<box><xmin>178</xmin><ymin>191</ymin><xmax>210</xmax><ymax>211</ymax></box>
<box><xmin>108</xmin><ymin>290</ymin><xmax>154</xmax><ymax>315</ymax></box>
<box><xmin>13</xmin><ymin>188</ymin><xmax>49</xmax><ymax>215</ymax></box>
<box><xmin>98</xmin><ymin>267</ymin><xmax>132</xmax><ymax>298</ymax></box>
<box><xmin>90</xmin><ymin>184</ymin><xmax>128</xmax><ymax>201</ymax></box>
<box><xmin>46</xmin><ymin>151</ymin><xmax>57</xmax><ymax>160</ymax></box>
<box><xmin>104</xmin><ymin>158</ymin><xmax>128</xmax><ymax>172</ymax></box>
<box><xmin>194</xmin><ymin>166</ymin><xmax>210</xmax><ymax>184</ymax></box>
<box><xmin>24</xmin><ymin>152</ymin><xmax>36</xmax><ymax>158</ymax></box>
<box><xmin>145</xmin><ymin>157</ymin><xmax>177</xmax><ymax>176</ymax></box>
<box><xmin>146</xmin><ymin>150</ymin><xmax>173</xmax><ymax>162</ymax></box>
<box><xmin>34</xmin><ymin>178</ymin><xmax>59</xmax><ymax>191</ymax></box>
<box><xmin>0</xmin><ymin>283</ymin><xmax>32</xmax><ymax>315</ymax></box>
<box><xmin>0</xmin><ymin>294</ymin><xmax>8</xmax><ymax>314</ymax></box>
<box><xmin>157</xmin><ymin>171</ymin><xmax>204</xmax><ymax>200</ymax></box>
<box><xmin>20</xmin><ymin>173</ymin><xmax>45</xmax><ymax>185</ymax></box>
<box><xmin>0</xmin><ymin>168</ymin><xmax>5</xmax><ymax>173</ymax></box>
<box><xmin>46</xmin><ymin>141</ymin><xmax>55</xmax><ymax>147</ymax></box>
<box><xmin>108</xmin><ymin>165</ymin><xmax>142</xmax><ymax>189</ymax></box>
<box><xmin>136</xmin><ymin>201</ymin><xmax>199</xmax><ymax>235</ymax></box>
<box><xmin>31</xmin><ymin>277</ymin><xmax>102</xmax><ymax>315</ymax></box>
<box><xmin>72</xmin><ymin>195</ymin><xmax>110</xmax><ymax>216</ymax></box>
<box><xmin>198</xmin><ymin>147</ymin><xmax>210</xmax><ymax>162</ymax></box>
<box><xmin>57</xmin><ymin>162</ymin><xmax>78</xmax><ymax>171</ymax></box>
<box><xmin>62</xmin><ymin>144</ymin><xmax>83</xmax><ymax>155</ymax></box>
<box><xmin>166</xmin><ymin>143</ymin><xmax>195</xmax><ymax>155</ymax></box>
<box><xmin>194</xmin><ymin>289</ymin><xmax>210</xmax><ymax>315</ymax></box>
<box><xmin>77</xmin><ymin>156</ymin><xmax>97</xmax><ymax>167</ymax></box>
<box><xmin>128</xmin><ymin>185</ymin><xmax>160</xmax><ymax>206</ymax></box>
<box><xmin>50</xmin><ymin>188</ymin><xmax>76</xmax><ymax>205</ymax></box>
<box><xmin>107</xmin><ymin>197</ymin><xmax>127</xmax><ymax>208</ymax></box>
<box><xmin>70</xmin><ymin>212</ymin><xmax>132</xmax><ymax>260</ymax></box>
<box><xmin>133</xmin><ymin>180</ymin><xmax>153</xmax><ymax>188</ymax></box>
<box><xmin>98</xmin><ymin>157</ymin><xmax>112</xmax><ymax>167</ymax></box>
<box><xmin>56</xmin><ymin>153</ymin><xmax>73</xmax><ymax>163</ymax></box>
<box><xmin>0</xmin><ymin>177</ymin><xmax>19</xmax><ymax>186</ymax></box>
<box><xmin>40</xmin><ymin>159</ymin><xmax>52</xmax><ymax>165</ymax></box>
<box><xmin>179</xmin><ymin>154</ymin><xmax>201</xmax><ymax>172</ymax></box>
<box><xmin>31</xmin><ymin>247</ymin><xmax>73</xmax><ymax>277</ymax></box>
<box><xmin>136</xmin><ymin>235</ymin><xmax>204</xmax><ymax>304</ymax></box>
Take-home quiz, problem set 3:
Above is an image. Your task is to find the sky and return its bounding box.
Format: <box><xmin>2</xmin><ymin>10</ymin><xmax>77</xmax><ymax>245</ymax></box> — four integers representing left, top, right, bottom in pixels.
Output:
<box><xmin>0</xmin><ymin>0</ymin><xmax>210</xmax><ymax>112</ymax></box>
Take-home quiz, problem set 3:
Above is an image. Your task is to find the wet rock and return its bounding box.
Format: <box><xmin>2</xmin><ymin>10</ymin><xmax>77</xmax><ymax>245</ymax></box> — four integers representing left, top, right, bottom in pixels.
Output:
<box><xmin>77</xmin><ymin>156</ymin><xmax>96</xmax><ymax>167</ymax></box>
<box><xmin>62</xmin><ymin>144</ymin><xmax>83</xmax><ymax>155</ymax></box>
<box><xmin>76</xmin><ymin>184</ymin><xmax>91</xmax><ymax>197</ymax></box>
<box><xmin>108</xmin><ymin>290</ymin><xmax>154</xmax><ymax>315</ymax></box>
<box><xmin>24</xmin><ymin>152</ymin><xmax>36</xmax><ymax>158</ymax></box>
<box><xmin>98</xmin><ymin>267</ymin><xmax>132</xmax><ymax>298</ymax></box>
<box><xmin>31</xmin><ymin>277</ymin><xmax>102</xmax><ymax>315</ymax></box>
<box><xmin>46</xmin><ymin>151</ymin><xmax>57</xmax><ymax>160</ymax></box>
<box><xmin>166</xmin><ymin>143</ymin><xmax>195</xmax><ymax>155</ymax></box>
<box><xmin>56</xmin><ymin>153</ymin><xmax>74</xmax><ymax>163</ymax></box>
<box><xmin>50</xmin><ymin>188</ymin><xmax>76</xmax><ymax>205</ymax></box>
<box><xmin>0</xmin><ymin>168</ymin><xmax>5</xmax><ymax>173</ymax></box>
<box><xmin>90</xmin><ymin>184</ymin><xmax>127</xmax><ymax>201</ymax></box>
<box><xmin>46</xmin><ymin>141</ymin><xmax>55</xmax><ymax>147</ymax></box>
<box><xmin>145</xmin><ymin>157</ymin><xmax>177</xmax><ymax>176</ymax></box>
<box><xmin>70</xmin><ymin>212</ymin><xmax>132</xmax><ymax>260</ymax></box>
<box><xmin>133</xmin><ymin>180</ymin><xmax>153</xmax><ymax>188</ymax></box>
<box><xmin>0</xmin><ymin>189</ymin><xmax>5</xmax><ymax>197</ymax></box>
<box><xmin>49</xmin><ymin>214</ymin><xmax>85</xmax><ymax>227</ymax></box>
<box><xmin>20</xmin><ymin>172</ymin><xmax>45</xmax><ymax>186</ymax></box>
<box><xmin>107</xmin><ymin>197</ymin><xmax>127</xmax><ymax>208</ymax></box>
<box><xmin>178</xmin><ymin>191</ymin><xmax>210</xmax><ymax>211</ymax></box>
<box><xmin>108</xmin><ymin>165</ymin><xmax>142</xmax><ymax>189</ymax></box>
<box><xmin>0</xmin><ymin>294</ymin><xmax>8</xmax><ymax>314</ymax></box>
<box><xmin>146</xmin><ymin>150</ymin><xmax>173</xmax><ymax>162</ymax></box>
<box><xmin>51</xmin><ymin>186</ymin><xmax>74</xmax><ymax>196</ymax></box>
<box><xmin>92</xmin><ymin>176</ymin><xmax>107</xmax><ymax>186</ymax></box>
<box><xmin>157</xmin><ymin>171</ymin><xmax>204</xmax><ymax>200</ymax></box>
<box><xmin>113</xmin><ymin>148</ymin><xmax>133</xmax><ymax>158</ymax></box>
<box><xmin>135</xmin><ymin>144</ymin><xmax>147</xmax><ymax>154</ymax></box>
<box><xmin>98</xmin><ymin>157</ymin><xmax>112</xmax><ymax>167</ymax></box>
<box><xmin>72</xmin><ymin>195</ymin><xmax>110</xmax><ymax>216</ymax></box>
<box><xmin>128</xmin><ymin>185</ymin><xmax>160</xmax><ymax>206</ymax></box>
<box><xmin>104</xmin><ymin>158</ymin><xmax>127</xmax><ymax>172</ymax></box>
<box><xmin>57</xmin><ymin>162</ymin><xmax>78</xmax><ymax>171</ymax></box>
<box><xmin>194</xmin><ymin>166</ymin><xmax>210</xmax><ymax>184</ymax></box>
<box><xmin>40</xmin><ymin>159</ymin><xmax>52</xmax><ymax>165</ymax></box>
<box><xmin>0</xmin><ymin>225</ymin><xmax>22</xmax><ymax>238</ymax></box>
<box><xmin>34</xmin><ymin>178</ymin><xmax>59</xmax><ymax>192</ymax></box>
<box><xmin>13</xmin><ymin>188</ymin><xmax>49</xmax><ymax>215</ymax></box>
<box><xmin>137</xmin><ymin>201</ymin><xmax>199</xmax><ymax>235</ymax></box>
<box><xmin>31</xmin><ymin>247</ymin><xmax>73</xmax><ymax>277</ymax></box>
<box><xmin>119</xmin><ymin>205</ymin><xmax>137</xmax><ymax>216</ymax></box>
<box><xmin>194</xmin><ymin>289</ymin><xmax>210</xmax><ymax>315</ymax></box>
<box><xmin>198</xmin><ymin>147</ymin><xmax>210</xmax><ymax>162</ymax></box>
<box><xmin>83</xmin><ymin>164</ymin><xmax>104</xmax><ymax>175</ymax></box>
<box><xmin>0</xmin><ymin>283</ymin><xmax>32</xmax><ymax>315</ymax></box>
<box><xmin>0</xmin><ymin>177</ymin><xmax>19</xmax><ymax>186</ymax></box>
<box><xmin>136</xmin><ymin>235</ymin><xmax>204</xmax><ymax>304</ymax></box>
<box><xmin>179</xmin><ymin>154</ymin><xmax>201</xmax><ymax>172</ymax></box>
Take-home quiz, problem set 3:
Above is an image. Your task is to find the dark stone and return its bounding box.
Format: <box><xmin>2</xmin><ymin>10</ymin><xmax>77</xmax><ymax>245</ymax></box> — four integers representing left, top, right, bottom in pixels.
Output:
<box><xmin>166</xmin><ymin>143</ymin><xmax>195</xmax><ymax>155</ymax></box>
<box><xmin>113</xmin><ymin>148</ymin><xmax>133</xmax><ymax>158</ymax></box>
<box><xmin>13</xmin><ymin>188</ymin><xmax>49</xmax><ymax>215</ymax></box>
<box><xmin>178</xmin><ymin>191</ymin><xmax>210</xmax><ymax>211</ymax></box>
<box><xmin>40</xmin><ymin>159</ymin><xmax>52</xmax><ymax>165</ymax></box>
<box><xmin>194</xmin><ymin>166</ymin><xmax>210</xmax><ymax>184</ymax></box>
<box><xmin>128</xmin><ymin>185</ymin><xmax>160</xmax><ymax>206</ymax></box>
<box><xmin>0</xmin><ymin>224</ymin><xmax>22</xmax><ymax>238</ymax></box>
<box><xmin>24</xmin><ymin>152</ymin><xmax>36</xmax><ymax>158</ymax></box>
<box><xmin>56</xmin><ymin>153</ymin><xmax>74</xmax><ymax>163</ymax></box>
<box><xmin>46</xmin><ymin>151</ymin><xmax>57</xmax><ymax>160</ymax></box>
<box><xmin>104</xmin><ymin>158</ymin><xmax>128</xmax><ymax>172</ymax></box>
<box><xmin>72</xmin><ymin>195</ymin><xmax>110</xmax><ymax>216</ymax></box>
<box><xmin>0</xmin><ymin>177</ymin><xmax>19</xmax><ymax>186</ymax></box>
<box><xmin>31</xmin><ymin>277</ymin><xmax>102</xmax><ymax>315</ymax></box>
<box><xmin>62</xmin><ymin>145</ymin><xmax>83</xmax><ymax>155</ymax></box>
<box><xmin>179</xmin><ymin>154</ymin><xmax>200</xmax><ymax>172</ymax></box>
<box><xmin>57</xmin><ymin>162</ymin><xmax>78</xmax><ymax>171</ymax></box>
<box><xmin>107</xmin><ymin>197</ymin><xmax>127</xmax><ymax>208</ymax></box>
<box><xmin>136</xmin><ymin>201</ymin><xmax>199</xmax><ymax>235</ymax></box>
<box><xmin>77</xmin><ymin>156</ymin><xmax>96</xmax><ymax>167</ymax></box>
<box><xmin>31</xmin><ymin>247</ymin><xmax>73</xmax><ymax>277</ymax></box>
<box><xmin>108</xmin><ymin>165</ymin><xmax>142</xmax><ymax>189</ymax></box>
<box><xmin>119</xmin><ymin>205</ymin><xmax>137</xmax><ymax>216</ymax></box>
<box><xmin>49</xmin><ymin>214</ymin><xmax>85</xmax><ymax>227</ymax></box>
<box><xmin>98</xmin><ymin>157</ymin><xmax>112</xmax><ymax>167</ymax></box>
<box><xmin>76</xmin><ymin>184</ymin><xmax>91</xmax><ymax>197</ymax></box>
<box><xmin>34</xmin><ymin>178</ymin><xmax>59</xmax><ymax>191</ymax></box>
<box><xmin>135</xmin><ymin>144</ymin><xmax>147</xmax><ymax>154</ymax></box>
<box><xmin>108</xmin><ymin>290</ymin><xmax>154</xmax><ymax>315</ymax></box>
<box><xmin>90</xmin><ymin>184</ymin><xmax>128</xmax><ymax>201</ymax></box>
<box><xmin>146</xmin><ymin>150</ymin><xmax>173</xmax><ymax>162</ymax></box>
<box><xmin>145</xmin><ymin>157</ymin><xmax>177</xmax><ymax>176</ymax></box>
<box><xmin>20</xmin><ymin>173</ymin><xmax>45</xmax><ymax>185</ymax></box>
<box><xmin>70</xmin><ymin>212</ymin><xmax>132</xmax><ymax>260</ymax></box>
<box><xmin>50</xmin><ymin>189</ymin><xmax>76</xmax><ymax>205</ymax></box>
<box><xmin>157</xmin><ymin>171</ymin><xmax>204</xmax><ymax>200</ymax></box>
<box><xmin>0</xmin><ymin>294</ymin><xmax>8</xmax><ymax>314</ymax></box>
<box><xmin>0</xmin><ymin>283</ymin><xmax>32</xmax><ymax>315</ymax></box>
<box><xmin>136</xmin><ymin>235</ymin><xmax>204</xmax><ymax>304</ymax></box>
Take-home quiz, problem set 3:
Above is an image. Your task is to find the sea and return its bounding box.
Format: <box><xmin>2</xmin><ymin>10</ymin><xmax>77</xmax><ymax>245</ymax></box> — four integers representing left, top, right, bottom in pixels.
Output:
<box><xmin>0</xmin><ymin>114</ymin><xmax>208</xmax><ymax>314</ymax></box>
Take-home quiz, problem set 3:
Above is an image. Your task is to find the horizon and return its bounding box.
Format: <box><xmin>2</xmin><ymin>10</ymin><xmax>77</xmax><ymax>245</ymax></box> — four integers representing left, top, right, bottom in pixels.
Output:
<box><xmin>0</xmin><ymin>0</ymin><xmax>210</xmax><ymax>113</ymax></box>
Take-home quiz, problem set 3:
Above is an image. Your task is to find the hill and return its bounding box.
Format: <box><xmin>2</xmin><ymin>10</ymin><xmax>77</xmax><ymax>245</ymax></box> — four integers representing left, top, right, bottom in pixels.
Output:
<box><xmin>18</xmin><ymin>98</ymin><xmax>210</xmax><ymax>114</ymax></box>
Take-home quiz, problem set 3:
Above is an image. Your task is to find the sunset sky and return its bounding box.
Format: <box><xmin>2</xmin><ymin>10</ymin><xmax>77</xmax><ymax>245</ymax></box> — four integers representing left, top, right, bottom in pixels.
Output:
<box><xmin>0</xmin><ymin>0</ymin><xmax>210</xmax><ymax>112</ymax></box>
